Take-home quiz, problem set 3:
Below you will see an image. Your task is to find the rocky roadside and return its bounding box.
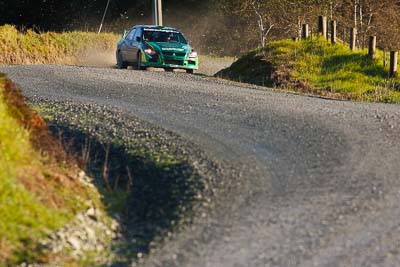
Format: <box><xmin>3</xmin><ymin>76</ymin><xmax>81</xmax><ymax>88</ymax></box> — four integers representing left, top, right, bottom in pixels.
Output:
<box><xmin>39</xmin><ymin>171</ymin><xmax>120</xmax><ymax>262</ymax></box>
<box><xmin>23</xmin><ymin>96</ymin><xmax>223</xmax><ymax>266</ymax></box>
<box><xmin>19</xmin><ymin>170</ymin><xmax>122</xmax><ymax>267</ymax></box>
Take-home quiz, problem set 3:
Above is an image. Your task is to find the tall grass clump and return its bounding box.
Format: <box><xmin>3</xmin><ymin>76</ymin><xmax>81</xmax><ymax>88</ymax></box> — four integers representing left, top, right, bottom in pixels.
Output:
<box><xmin>0</xmin><ymin>74</ymin><xmax>89</xmax><ymax>265</ymax></box>
<box><xmin>217</xmin><ymin>37</ymin><xmax>400</xmax><ymax>104</ymax></box>
<box><xmin>0</xmin><ymin>25</ymin><xmax>119</xmax><ymax>65</ymax></box>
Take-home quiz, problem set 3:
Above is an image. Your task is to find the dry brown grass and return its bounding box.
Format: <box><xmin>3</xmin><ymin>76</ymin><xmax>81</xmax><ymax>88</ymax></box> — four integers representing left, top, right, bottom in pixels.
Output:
<box><xmin>0</xmin><ymin>25</ymin><xmax>119</xmax><ymax>65</ymax></box>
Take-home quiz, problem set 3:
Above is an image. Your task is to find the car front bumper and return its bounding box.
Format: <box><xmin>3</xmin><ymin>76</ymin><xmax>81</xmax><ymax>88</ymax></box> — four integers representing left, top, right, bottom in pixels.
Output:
<box><xmin>141</xmin><ymin>52</ymin><xmax>199</xmax><ymax>70</ymax></box>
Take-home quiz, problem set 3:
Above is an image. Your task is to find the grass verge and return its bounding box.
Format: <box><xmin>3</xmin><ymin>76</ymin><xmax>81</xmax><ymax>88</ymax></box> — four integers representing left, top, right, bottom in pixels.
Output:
<box><xmin>0</xmin><ymin>25</ymin><xmax>119</xmax><ymax>65</ymax></box>
<box><xmin>217</xmin><ymin>38</ymin><xmax>400</xmax><ymax>103</ymax></box>
<box><xmin>0</xmin><ymin>74</ymin><xmax>92</xmax><ymax>265</ymax></box>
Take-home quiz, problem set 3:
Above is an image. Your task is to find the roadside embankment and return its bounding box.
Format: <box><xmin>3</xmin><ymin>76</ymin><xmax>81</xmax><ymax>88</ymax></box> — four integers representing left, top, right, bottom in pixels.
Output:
<box><xmin>0</xmin><ymin>25</ymin><xmax>119</xmax><ymax>66</ymax></box>
<box><xmin>0</xmin><ymin>74</ymin><xmax>113</xmax><ymax>266</ymax></box>
<box><xmin>217</xmin><ymin>38</ymin><xmax>400</xmax><ymax>103</ymax></box>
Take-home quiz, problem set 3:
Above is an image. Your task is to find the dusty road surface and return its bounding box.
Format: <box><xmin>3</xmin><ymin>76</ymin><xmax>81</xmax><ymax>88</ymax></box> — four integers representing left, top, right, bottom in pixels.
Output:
<box><xmin>1</xmin><ymin>65</ymin><xmax>400</xmax><ymax>267</ymax></box>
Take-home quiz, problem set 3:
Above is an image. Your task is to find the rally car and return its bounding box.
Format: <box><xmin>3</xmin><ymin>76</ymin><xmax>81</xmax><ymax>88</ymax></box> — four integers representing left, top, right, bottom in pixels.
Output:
<box><xmin>116</xmin><ymin>25</ymin><xmax>198</xmax><ymax>73</ymax></box>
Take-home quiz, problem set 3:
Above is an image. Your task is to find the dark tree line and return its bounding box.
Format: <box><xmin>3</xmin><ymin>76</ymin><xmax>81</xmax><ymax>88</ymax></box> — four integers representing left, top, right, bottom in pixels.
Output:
<box><xmin>0</xmin><ymin>0</ymin><xmax>209</xmax><ymax>31</ymax></box>
<box><xmin>0</xmin><ymin>0</ymin><xmax>399</xmax><ymax>55</ymax></box>
<box><xmin>206</xmin><ymin>0</ymin><xmax>400</xmax><ymax>54</ymax></box>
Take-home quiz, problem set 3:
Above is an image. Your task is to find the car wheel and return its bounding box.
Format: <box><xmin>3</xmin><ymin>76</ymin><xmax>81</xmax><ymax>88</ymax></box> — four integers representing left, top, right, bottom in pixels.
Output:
<box><xmin>117</xmin><ymin>51</ymin><xmax>128</xmax><ymax>69</ymax></box>
<box><xmin>137</xmin><ymin>52</ymin><xmax>146</xmax><ymax>70</ymax></box>
<box><xmin>186</xmin><ymin>69</ymin><xmax>194</xmax><ymax>74</ymax></box>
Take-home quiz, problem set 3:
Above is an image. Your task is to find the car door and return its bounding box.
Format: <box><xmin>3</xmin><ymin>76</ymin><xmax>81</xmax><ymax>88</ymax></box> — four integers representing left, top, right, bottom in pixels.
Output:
<box><xmin>123</xmin><ymin>28</ymin><xmax>137</xmax><ymax>63</ymax></box>
<box><xmin>132</xmin><ymin>28</ymin><xmax>142</xmax><ymax>63</ymax></box>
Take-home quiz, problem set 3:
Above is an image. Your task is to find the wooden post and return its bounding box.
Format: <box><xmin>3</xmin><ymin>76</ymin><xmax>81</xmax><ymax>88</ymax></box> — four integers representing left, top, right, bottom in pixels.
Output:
<box><xmin>330</xmin><ymin>21</ymin><xmax>337</xmax><ymax>44</ymax></box>
<box><xmin>350</xmin><ymin>28</ymin><xmax>357</xmax><ymax>51</ymax></box>
<box><xmin>390</xmin><ymin>51</ymin><xmax>398</xmax><ymax>78</ymax></box>
<box><xmin>368</xmin><ymin>36</ymin><xmax>377</xmax><ymax>60</ymax></box>
<box><xmin>302</xmin><ymin>24</ymin><xmax>309</xmax><ymax>39</ymax></box>
<box><xmin>298</xmin><ymin>20</ymin><xmax>302</xmax><ymax>40</ymax></box>
<box><xmin>153</xmin><ymin>0</ymin><xmax>163</xmax><ymax>26</ymax></box>
<box><xmin>318</xmin><ymin>16</ymin><xmax>327</xmax><ymax>39</ymax></box>
<box><xmin>157</xmin><ymin>0</ymin><xmax>163</xmax><ymax>26</ymax></box>
<box><xmin>384</xmin><ymin>50</ymin><xmax>387</xmax><ymax>67</ymax></box>
<box><xmin>326</xmin><ymin>19</ymin><xmax>330</xmax><ymax>41</ymax></box>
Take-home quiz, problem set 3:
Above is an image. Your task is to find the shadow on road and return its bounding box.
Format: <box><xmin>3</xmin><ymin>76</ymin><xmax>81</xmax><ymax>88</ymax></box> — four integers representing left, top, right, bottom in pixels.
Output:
<box><xmin>48</xmin><ymin>122</ymin><xmax>202</xmax><ymax>265</ymax></box>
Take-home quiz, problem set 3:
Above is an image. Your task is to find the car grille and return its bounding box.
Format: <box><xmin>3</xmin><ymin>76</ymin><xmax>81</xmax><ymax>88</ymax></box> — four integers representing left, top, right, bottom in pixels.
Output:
<box><xmin>165</xmin><ymin>59</ymin><xmax>184</xmax><ymax>65</ymax></box>
<box><xmin>163</xmin><ymin>52</ymin><xmax>186</xmax><ymax>57</ymax></box>
<box><xmin>149</xmin><ymin>54</ymin><xmax>159</xmax><ymax>62</ymax></box>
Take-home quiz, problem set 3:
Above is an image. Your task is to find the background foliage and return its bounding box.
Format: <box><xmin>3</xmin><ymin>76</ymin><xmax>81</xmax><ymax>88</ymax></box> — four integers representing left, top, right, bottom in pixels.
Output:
<box><xmin>0</xmin><ymin>0</ymin><xmax>399</xmax><ymax>55</ymax></box>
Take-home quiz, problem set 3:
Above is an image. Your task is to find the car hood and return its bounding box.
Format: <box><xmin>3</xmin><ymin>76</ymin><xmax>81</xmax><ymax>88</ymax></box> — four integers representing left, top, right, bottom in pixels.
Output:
<box><xmin>147</xmin><ymin>42</ymin><xmax>191</xmax><ymax>53</ymax></box>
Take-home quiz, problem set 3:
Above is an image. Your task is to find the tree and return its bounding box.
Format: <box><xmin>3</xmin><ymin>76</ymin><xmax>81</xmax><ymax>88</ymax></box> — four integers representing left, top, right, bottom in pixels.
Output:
<box><xmin>247</xmin><ymin>0</ymin><xmax>275</xmax><ymax>47</ymax></box>
<box><xmin>373</xmin><ymin>0</ymin><xmax>400</xmax><ymax>51</ymax></box>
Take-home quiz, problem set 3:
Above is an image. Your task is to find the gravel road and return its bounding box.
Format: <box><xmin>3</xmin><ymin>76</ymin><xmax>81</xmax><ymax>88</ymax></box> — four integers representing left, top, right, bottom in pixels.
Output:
<box><xmin>1</xmin><ymin>65</ymin><xmax>400</xmax><ymax>267</ymax></box>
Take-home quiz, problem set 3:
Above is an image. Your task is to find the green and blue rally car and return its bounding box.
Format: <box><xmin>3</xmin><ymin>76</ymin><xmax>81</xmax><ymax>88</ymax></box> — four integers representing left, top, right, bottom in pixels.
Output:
<box><xmin>116</xmin><ymin>25</ymin><xmax>198</xmax><ymax>73</ymax></box>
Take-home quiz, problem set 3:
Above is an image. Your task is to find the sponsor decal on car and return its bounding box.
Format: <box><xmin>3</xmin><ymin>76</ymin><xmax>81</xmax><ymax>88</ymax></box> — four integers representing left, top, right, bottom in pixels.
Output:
<box><xmin>161</xmin><ymin>48</ymin><xmax>185</xmax><ymax>52</ymax></box>
<box><xmin>143</xmin><ymin>28</ymin><xmax>180</xmax><ymax>33</ymax></box>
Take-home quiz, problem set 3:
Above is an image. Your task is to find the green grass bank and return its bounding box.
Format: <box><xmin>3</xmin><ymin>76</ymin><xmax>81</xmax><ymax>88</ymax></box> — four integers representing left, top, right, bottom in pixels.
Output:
<box><xmin>0</xmin><ymin>74</ymin><xmax>97</xmax><ymax>265</ymax></box>
<box><xmin>0</xmin><ymin>25</ymin><xmax>119</xmax><ymax>65</ymax></box>
<box><xmin>217</xmin><ymin>38</ymin><xmax>400</xmax><ymax>104</ymax></box>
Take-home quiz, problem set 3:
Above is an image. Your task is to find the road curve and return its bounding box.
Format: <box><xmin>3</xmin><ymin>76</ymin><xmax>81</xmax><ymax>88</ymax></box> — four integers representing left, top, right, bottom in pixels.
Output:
<box><xmin>2</xmin><ymin>65</ymin><xmax>400</xmax><ymax>267</ymax></box>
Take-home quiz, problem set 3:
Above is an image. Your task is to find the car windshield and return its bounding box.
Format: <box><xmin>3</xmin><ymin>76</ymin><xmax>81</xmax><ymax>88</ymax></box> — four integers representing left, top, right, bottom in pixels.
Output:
<box><xmin>143</xmin><ymin>30</ymin><xmax>187</xmax><ymax>44</ymax></box>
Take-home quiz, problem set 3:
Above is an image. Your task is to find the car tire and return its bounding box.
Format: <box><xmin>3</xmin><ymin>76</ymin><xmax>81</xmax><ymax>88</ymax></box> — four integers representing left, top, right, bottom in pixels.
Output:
<box><xmin>186</xmin><ymin>69</ymin><xmax>194</xmax><ymax>74</ymax></box>
<box><xmin>117</xmin><ymin>51</ymin><xmax>128</xmax><ymax>69</ymax></box>
<box><xmin>137</xmin><ymin>52</ymin><xmax>146</xmax><ymax>70</ymax></box>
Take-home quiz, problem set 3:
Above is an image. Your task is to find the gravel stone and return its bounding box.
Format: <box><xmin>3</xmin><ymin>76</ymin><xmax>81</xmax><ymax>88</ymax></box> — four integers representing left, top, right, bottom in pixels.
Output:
<box><xmin>86</xmin><ymin>207</ymin><xmax>97</xmax><ymax>220</ymax></box>
<box><xmin>67</xmin><ymin>236</ymin><xmax>81</xmax><ymax>251</ymax></box>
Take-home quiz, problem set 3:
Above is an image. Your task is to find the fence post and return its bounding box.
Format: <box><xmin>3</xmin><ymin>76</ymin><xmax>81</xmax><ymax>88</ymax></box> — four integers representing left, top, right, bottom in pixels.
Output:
<box><xmin>318</xmin><ymin>16</ymin><xmax>327</xmax><ymax>39</ymax></box>
<box><xmin>326</xmin><ymin>19</ymin><xmax>330</xmax><ymax>41</ymax></box>
<box><xmin>384</xmin><ymin>50</ymin><xmax>387</xmax><ymax>67</ymax></box>
<box><xmin>330</xmin><ymin>21</ymin><xmax>337</xmax><ymax>44</ymax></box>
<box><xmin>368</xmin><ymin>36</ymin><xmax>377</xmax><ymax>60</ymax></box>
<box><xmin>350</xmin><ymin>28</ymin><xmax>357</xmax><ymax>51</ymax></box>
<box><xmin>302</xmin><ymin>24</ymin><xmax>309</xmax><ymax>39</ymax></box>
<box><xmin>390</xmin><ymin>51</ymin><xmax>398</xmax><ymax>78</ymax></box>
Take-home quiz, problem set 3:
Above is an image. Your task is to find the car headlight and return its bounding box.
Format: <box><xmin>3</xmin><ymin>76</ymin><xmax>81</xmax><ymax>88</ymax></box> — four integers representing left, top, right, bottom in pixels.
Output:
<box><xmin>189</xmin><ymin>51</ymin><xmax>198</xmax><ymax>58</ymax></box>
<box><xmin>144</xmin><ymin>46</ymin><xmax>156</xmax><ymax>55</ymax></box>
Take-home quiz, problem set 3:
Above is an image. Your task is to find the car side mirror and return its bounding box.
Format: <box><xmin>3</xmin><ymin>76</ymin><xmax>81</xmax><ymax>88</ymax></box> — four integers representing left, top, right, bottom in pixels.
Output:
<box><xmin>122</xmin><ymin>30</ymin><xmax>128</xmax><ymax>39</ymax></box>
<box><xmin>136</xmin><ymin>36</ymin><xmax>141</xmax><ymax>42</ymax></box>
